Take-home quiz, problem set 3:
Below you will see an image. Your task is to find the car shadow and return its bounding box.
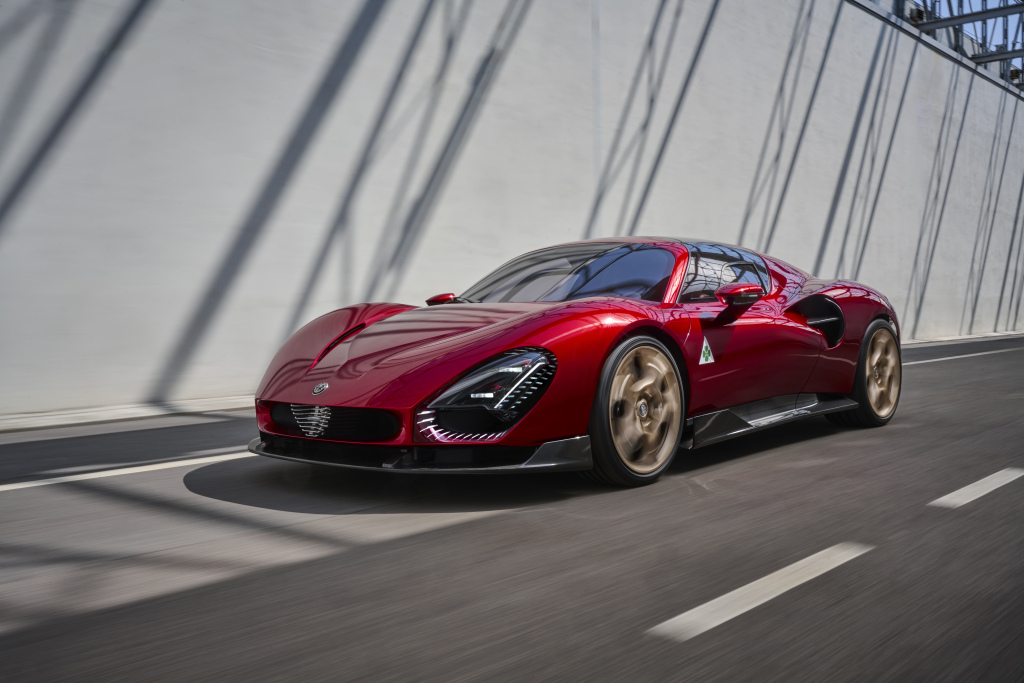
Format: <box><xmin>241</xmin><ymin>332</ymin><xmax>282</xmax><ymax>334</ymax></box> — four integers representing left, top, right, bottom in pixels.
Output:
<box><xmin>183</xmin><ymin>418</ymin><xmax>846</xmax><ymax>515</ymax></box>
<box><xmin>183</xmin><ymin>455</ymin><xmax>596</xmax><ymax>515</ymax></box>
<box><xmin>668</xmin><ymin>417</ymin><xmax>846</xmax><ymax>475</ymax></box>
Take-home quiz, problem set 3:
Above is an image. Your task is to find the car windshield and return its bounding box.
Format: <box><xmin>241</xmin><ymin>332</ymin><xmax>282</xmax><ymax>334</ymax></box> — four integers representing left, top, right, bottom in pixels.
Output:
<box><xmin>461</xmin><ymin>243</ymin><xmax>676</xmax><ymax>304</ymax></box>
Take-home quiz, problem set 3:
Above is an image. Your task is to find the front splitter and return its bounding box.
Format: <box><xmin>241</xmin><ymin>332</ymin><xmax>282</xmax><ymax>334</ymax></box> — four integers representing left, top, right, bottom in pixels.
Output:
<box><xmin>248</xmin><ymin>435</ymin><xmax>592</xmax><ymax>474</ymax></box>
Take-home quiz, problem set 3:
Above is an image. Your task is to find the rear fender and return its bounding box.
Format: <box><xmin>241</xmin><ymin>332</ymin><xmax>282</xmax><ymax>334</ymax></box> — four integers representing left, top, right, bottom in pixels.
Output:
<box><xmin>801</xmin><ymin>283</ymin><xmax>897</xmax><ymax>395</ymax></box>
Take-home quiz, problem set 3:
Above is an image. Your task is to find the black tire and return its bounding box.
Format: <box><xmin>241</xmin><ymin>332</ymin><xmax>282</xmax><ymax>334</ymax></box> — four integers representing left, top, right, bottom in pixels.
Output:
<box><xmin>586</xmin><ymin>336</ymin><xmax>685</xmax><ymax>487</ymax></box>
<box><xmin>826</xmin><ymin>318</ymin><xmax>901</xmax><ymax>428</ymax></box>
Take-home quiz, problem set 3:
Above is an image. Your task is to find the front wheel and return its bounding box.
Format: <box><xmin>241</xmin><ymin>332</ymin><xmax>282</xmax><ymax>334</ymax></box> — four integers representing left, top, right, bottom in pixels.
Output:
<box><xmin>587</xmin><ymin>336</ymin><xmax>684</xmax><ymax>486</ymax></box>
<box><xmin>827</xmin><ymin>319</ymin><xmax>901</xmax><ymax>428</ymax></box>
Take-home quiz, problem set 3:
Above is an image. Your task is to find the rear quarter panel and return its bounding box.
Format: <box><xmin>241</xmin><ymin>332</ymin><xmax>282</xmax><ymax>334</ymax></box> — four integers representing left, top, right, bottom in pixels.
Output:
<box><xmin>800</xmin><ymin>281</ymin><xmax>899</xmax><ymax>395</ymax></box>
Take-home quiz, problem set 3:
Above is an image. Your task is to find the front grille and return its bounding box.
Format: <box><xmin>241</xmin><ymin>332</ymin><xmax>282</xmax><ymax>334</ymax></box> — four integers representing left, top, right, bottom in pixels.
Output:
<box><xmin>291</xmin><ymin>404</ymin><xmax>332</xmax><ymax>437</ymax></box>
<box><xmin>270</xmin><ymin>403</ymin><xmax>400</xmax><ymax>442</ymax></box>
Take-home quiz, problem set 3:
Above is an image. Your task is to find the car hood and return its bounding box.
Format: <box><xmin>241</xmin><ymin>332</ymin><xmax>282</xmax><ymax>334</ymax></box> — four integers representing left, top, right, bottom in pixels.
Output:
<box><xmin>261</xmin><ymin>303</ymin><xmax>564</xmax><ymax>408</ymax></box>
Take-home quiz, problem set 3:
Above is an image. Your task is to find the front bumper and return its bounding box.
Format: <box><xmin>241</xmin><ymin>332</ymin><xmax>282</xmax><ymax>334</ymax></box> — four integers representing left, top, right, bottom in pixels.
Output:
<box><xmin>248</xmin><ymin>433</ymin><xmax>592</xmax><ymax>474</ymax></box>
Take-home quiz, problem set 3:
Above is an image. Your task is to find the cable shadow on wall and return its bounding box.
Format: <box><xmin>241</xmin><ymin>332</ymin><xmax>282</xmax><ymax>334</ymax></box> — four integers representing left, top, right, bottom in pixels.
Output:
<box><xmin>760</xmin><ymin>0</ymin><xmax>845</xmax><ymax>254</ymax></box>
<box><xmin>811</xmin><ymin>21</ymin><xmax>890</xmax><ymax>277</ymax></box>
<box><xmin>0</xmin><ymin>0</ymin><xmax>48</xmax><ymax>55</ymax></box>
<box><xmin>907</xmin><ymin>70</ymin><xmax>975</xmax><ymax>339</ymax></box>
<box><xmin>279</xmin><ymin>0</ymin><xmax>442</xmax><ymax>341</ymax></box>
<box><xmin>608</xmin><ymin>0</ymin><xmax>688</xmax><ymax>238</ymax></box>
<box><xmin>579</xmin><ymin>0</ymin><xmax>683</xmax><ymax>240</ymax></box>
<box><xmin>624</xmin><ymin>0</ymin><xmax>721</xmax><ymax>236</ymax></box>
<box><xmin>0</xmin><ymin>0</ymin><xmax>155</xmax><ymax>243</ymax></box>
<box><xmin>735</xmin><ymin>0</ymin><xmax>815</xmax><ymax>248</ymax></box>
<box><xmin>0</xmin><ymin>0</ymin><xmax>76</xmax><ymax>173</ymax></box>
<box><xmin>851</xmin><ymin>42</ymin><xmax>919</xmax><ymax>281</ymax></box>
<box><xmin>147</xmin><ymin>0</ymin><xmax>390</xmax><ymax>405</ymax></box>
<box><xmin>361</xmin><ymin>0</ymin><xmax>532</xmax><ymax>303</ymax></box>
<box><xmin>357</xmin><ymin>0</ymin><xmax>481</xmax><ymax>304</ymax></box>
<box><xmin>994</xmin><ymin>158</ymin><xmax>1024</xmax><ymax>332</ymax></box>
<box><xmin>960</xmin><ymin>94</ymin><xmax>1018</xmax><ymax>335</ymax></box>
<box><xmin>832</xmin><ymin>29</ymin><xmax>909</xmax><ymax>280</ymax></box>
<box><xmin>1010</xmin><ymin>195</ymin><xmax>1024</xmax><ymax>330</ymax></box>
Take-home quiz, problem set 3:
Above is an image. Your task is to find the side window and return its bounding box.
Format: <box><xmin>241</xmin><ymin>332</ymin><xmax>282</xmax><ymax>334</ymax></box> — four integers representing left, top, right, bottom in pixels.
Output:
<box><xmin>735</xmin><ymin>251</ymin><xmax>771</xmax><ymax>292</ymax></box>
<box><xmin>753</xmin><ymin>260</ymin><xmax>771</xmax><ymax>291</ymax></box>
<box><xmin>723</xmin><ymin>261</ymin><xmax>763</xmax><ymax>287</ymax></box>
<box><xmin>677</xmin><ymin>253</ymin><xmax>729</xmax><ymax>302</ymax></box>
<box><xmin>677</xmin><ymin>244</ymin><xmax>773</xmax><ymax>303</ymax></box>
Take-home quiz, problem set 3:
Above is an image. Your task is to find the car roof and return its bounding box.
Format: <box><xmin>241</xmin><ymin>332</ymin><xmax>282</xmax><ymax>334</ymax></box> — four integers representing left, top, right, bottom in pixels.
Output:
<box><xmin>537</xmin><ymin>237</ymin><xmax>759</xmax><ymax>256</ymax></box>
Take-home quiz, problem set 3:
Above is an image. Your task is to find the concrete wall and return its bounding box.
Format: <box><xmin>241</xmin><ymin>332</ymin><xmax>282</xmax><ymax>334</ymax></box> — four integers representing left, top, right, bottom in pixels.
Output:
<box><xmin>1</xmin><ymin>0</ymin><xmax>1023</xmax><ymax>418</ymax></box>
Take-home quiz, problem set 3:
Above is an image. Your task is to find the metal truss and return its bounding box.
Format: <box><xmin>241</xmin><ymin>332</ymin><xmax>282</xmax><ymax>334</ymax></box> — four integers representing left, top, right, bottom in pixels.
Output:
<box><xmin>895</xmin><ymin>0</ymin><xmax>1024</xmax><ymax>86</ymax></box>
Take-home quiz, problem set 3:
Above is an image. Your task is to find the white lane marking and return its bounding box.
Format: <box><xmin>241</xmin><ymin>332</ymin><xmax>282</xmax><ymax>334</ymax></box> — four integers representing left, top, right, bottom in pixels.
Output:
<box><xmin>186</xmin><ymin>445</ymin><xmax>251</xmax><ymax>457</ymax></box>
<box><xmin>648</xmin><ymin>543</ymin><xmax>874</xmax><ymax>642</ymax></box>
<box><xmin>39</xmin><ymin>446</ymin><xmax>248</xmax><ymax>475</ymax></box>
<box><xmin>904</xmin><ymin>347</ymin><xmax>1024</xmax><ymax>366</ymax></box>
<box><xmin>928</xmin><ymin>468</ymin><xmax>1024</xmax><ymax>509</ymax></box>
<box><xmin>0</xmin><ymin>452</ymin><xmax>253</xmax><ymax>492</ymax></box>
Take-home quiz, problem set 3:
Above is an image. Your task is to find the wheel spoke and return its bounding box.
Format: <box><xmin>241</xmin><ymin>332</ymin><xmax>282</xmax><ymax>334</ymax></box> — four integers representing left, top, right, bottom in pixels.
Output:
<box><xmin>608</xmin><ymin>344</ymin><xmax>682</xmax><ymax>475</ymax></box>
<box><xmin>613</xmin><ymin>413</ymin><xmax>643</xmax><ymax>448</ymax></box>
<box><xmin>628</xmin><ymin>376</ymin><xmax>655</xmax><ymax>395</ymax></box>
<box><xmin>864</xmin><ymin>327</ymin><xmax>900</xmax><ymax>418</ymax></box>
<box><xmin>867</xmin><ymin>380</ymin><xmax>881</xmax><ymax>405</ymax></box>
<box><xmin>870</xmin><ymin>344</ymin><xmax>882</xmax><ymax>367</ymax></box>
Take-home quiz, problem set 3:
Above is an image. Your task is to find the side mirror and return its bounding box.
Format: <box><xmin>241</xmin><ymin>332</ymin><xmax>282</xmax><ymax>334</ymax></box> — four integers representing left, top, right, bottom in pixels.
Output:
<box><xmin>715</xmin><ymin>282</ymin><xmax>763</xmax><ymax>307</ymax></box>
<box><xmin>426</xmin><ymin>292</ymin><xmax>457</xmax><ymax>306</ymax></box>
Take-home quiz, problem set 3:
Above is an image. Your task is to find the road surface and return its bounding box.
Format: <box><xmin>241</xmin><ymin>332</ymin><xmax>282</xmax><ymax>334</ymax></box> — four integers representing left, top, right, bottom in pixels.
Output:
<box><xmin>1</xmin><ymin>335</ymin><xmax>1022</xmax><ymax>681</ymax></box>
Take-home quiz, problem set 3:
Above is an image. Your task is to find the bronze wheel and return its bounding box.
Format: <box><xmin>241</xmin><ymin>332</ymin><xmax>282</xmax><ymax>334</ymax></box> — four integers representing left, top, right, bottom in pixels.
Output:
<box><xmin>865</xmin><ymin>326</ymin><xmax>900</xmax><ymax>418</ymax></box>
<box><xmin>607</xmin><ymin>344</ymin><xmax>682</xmax><ymax>475</ymax></box>
<box><xmin>826</xmin><ymin>318</ymin><xmax>902</xmax><ymax>428</ymax></box>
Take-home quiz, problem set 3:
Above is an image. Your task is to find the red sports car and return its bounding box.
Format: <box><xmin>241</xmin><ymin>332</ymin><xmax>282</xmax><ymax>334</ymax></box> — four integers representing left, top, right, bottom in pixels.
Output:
<box><xmin>250</xmin><ymin>238</ymin><xmax>902</xmax><ymax>486</ymax></box>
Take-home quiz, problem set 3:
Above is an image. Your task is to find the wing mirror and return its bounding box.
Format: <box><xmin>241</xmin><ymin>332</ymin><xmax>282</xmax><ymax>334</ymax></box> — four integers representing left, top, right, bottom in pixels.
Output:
<box><xmin>716</xmin><ymin>282</ymin><xmax>764</xmax><ymax>307</ymax></box>
<box><xmin>426</xmin><ymin>292</ymin><xmax>457</xmax><ymax>306</ymax></box>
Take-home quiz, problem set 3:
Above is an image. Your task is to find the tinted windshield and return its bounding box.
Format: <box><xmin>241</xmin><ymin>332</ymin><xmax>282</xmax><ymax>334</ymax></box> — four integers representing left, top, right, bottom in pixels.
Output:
<box><xmin>462</xmin><ymin>243</ymin><xmax>676</xmax><ymax>304</ymax></box>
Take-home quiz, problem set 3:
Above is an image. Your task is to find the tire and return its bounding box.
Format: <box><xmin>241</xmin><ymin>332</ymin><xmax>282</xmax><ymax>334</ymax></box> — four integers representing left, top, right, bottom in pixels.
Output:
<box><xmin>587</xmin><ymin>336</ymin><xmax>685</xmax><ymax>486</ymax></box>
<box><xmin>826</xmin><ymin>318</ymin><xmax>901</xmax><ymax>428</ymax></box>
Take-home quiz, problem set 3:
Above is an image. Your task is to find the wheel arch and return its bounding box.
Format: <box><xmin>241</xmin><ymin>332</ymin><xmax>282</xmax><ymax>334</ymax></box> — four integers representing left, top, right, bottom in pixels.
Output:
<box><xmin>872</xmin><ymin>312</ymin><xmax>900</xmax><ymax>342</ymax></box>
<box><xmin>605</xmin><ymin>324</ymin><xmax>691</xmax><ymax>414</ymax></box>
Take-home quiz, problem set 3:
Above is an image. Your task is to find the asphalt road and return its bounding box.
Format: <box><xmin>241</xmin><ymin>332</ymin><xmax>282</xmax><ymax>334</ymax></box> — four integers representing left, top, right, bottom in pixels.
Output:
<box><xmin>0</xmin><ymin>334</ymin><xmax>1023</xmax><ymax>681</ymax></box>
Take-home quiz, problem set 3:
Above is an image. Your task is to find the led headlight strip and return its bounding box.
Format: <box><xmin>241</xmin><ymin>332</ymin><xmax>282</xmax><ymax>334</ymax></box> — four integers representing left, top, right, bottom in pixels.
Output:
<box><xmin>415</xmin><ymin>348</ymin><xmax>557</xmax><ymax>443</ymax></box>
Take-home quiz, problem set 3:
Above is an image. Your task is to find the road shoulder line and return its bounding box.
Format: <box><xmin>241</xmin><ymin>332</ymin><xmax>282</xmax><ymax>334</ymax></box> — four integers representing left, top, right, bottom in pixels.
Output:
<box><xmin>0</xmin><ymin>452</ymin><xmax>253</xmax><ymax>493</ymax></box>
<box><xmin>904</xmin><ymin>347</ymin><xmax>1024</xmax><ymax>366</ymax></box>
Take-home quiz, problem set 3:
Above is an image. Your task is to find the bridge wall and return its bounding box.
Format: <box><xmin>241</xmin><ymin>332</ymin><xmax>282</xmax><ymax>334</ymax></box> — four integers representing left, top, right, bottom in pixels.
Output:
<box><xmin>1</xmin><ymin>0</ymin><xmax>1022</xmax><ymax>417</ymax></box>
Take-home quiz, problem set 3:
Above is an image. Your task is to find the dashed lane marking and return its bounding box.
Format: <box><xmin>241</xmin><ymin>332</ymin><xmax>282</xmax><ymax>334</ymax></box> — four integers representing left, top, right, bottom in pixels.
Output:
<box><xmin>0</xmin><ymin>452</ymin><xmax>253</xmax><ymax>493</ymax></box>
<box><xmin>903</xmin><ymin>347</ymin><xmax>1024</xmax><ymax>366</ymax></box>
<box><xmin>928</xmin><ymin>468</ymin><xmax>1024</xmax><ymax>509</ymax></box>
<box><xmin>648</xmin><ymin>543</ymin><xmax>874</xmax><ymax>642</ymax></box>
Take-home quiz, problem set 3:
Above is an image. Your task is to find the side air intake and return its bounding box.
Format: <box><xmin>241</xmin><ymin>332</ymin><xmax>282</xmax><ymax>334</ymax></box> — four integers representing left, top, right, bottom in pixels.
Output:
<box><xmin>788</xmin><ymin>295</ymin><xmax>845</xmax><ymax>348</ymax></box>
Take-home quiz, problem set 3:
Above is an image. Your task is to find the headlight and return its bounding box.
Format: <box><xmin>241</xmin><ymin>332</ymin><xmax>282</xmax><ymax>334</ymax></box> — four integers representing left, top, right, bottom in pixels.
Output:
<box><xmin>415</xmin><ymin>348</ymin><xmax>557</xmax><ymax>443</ymax></box>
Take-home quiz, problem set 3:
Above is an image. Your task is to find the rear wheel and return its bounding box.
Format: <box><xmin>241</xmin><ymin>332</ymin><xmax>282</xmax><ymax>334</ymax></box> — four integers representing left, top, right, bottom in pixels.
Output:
<box><xmin>827</xmin><ymin>319</ymin><xmax>901</xmax><ymax>428</ymax></box>
<box><xmin>588</xmin><ymin>336</ymin><xmax>684</xmax><ymax>486</ymax></box>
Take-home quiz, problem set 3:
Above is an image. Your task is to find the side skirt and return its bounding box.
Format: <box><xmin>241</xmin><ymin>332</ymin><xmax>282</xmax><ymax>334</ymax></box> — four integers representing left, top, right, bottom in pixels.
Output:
<box><xmin>689</xmin><ymin>393</ymin><xmax>857</xmax><ymax>449</ymax></box>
